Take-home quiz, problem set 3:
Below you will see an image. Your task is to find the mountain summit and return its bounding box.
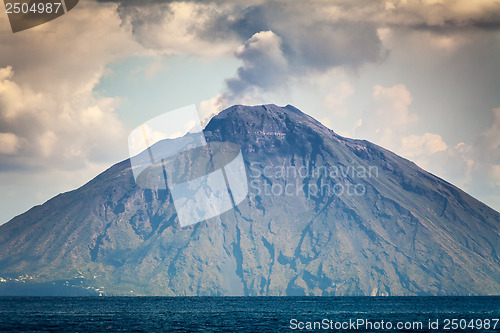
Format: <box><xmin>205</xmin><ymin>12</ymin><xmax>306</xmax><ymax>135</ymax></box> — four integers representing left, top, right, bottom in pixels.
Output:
<box><xmin>0</xmin><ymin>104</ymin><xmax>499</xmax><ymax>296</ymax></box>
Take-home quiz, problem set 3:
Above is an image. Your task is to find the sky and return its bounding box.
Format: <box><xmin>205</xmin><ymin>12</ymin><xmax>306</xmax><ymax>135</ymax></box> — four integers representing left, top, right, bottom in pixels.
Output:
<box><xmin>0</xmin><ymin>0</ymin><xmax>499</xmax><ymax>224</ymax></box>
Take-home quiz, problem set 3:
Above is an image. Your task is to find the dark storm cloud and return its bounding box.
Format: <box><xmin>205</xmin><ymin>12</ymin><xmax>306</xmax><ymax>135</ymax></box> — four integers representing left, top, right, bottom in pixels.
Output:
<box><xmin>97</xmin><ymin>0</ymin><xmax>500</xmax><ymax>30</ymax></box>
<box><xmin>197</xmin><ymin>5</ymin><xmax>272</xmax><ymax>42</ymax></box>
<box><xmin>284</xmin><ymin>22</ymin><xmax>385</xmax><ymax>70</ymax></box>
<box><xmin>195</xmin><ymin>2</ymin><xmax>386</xmax><ymax>68</ymax></box>
<box><xmin>195</xmin><ymin>2</ymin><xmax>387</xmax><ymax>95</ymax></box>
<box><xmin>222</xmin><ymin>22</ymin><xmax>386</xmax><ymax>96</ymax></box>
<box><xmin>97</xmin><ymin>0</ymin><xmax>500</xmax><ymax>97</ymax></box>
<box><xmin>101</xmin><ymin>0</ymin><xmax>388</xmax><ymax>96</ymax></box>
<box><xmin>225</xmin><ymin>30</ymin><xmax>288</xmax><ymax>95</ymax></box>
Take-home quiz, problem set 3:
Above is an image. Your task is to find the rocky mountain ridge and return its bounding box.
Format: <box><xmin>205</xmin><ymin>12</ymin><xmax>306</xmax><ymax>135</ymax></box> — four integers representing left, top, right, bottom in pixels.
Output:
<box><xmin>0</xmin><ymin>104</ymin><xmax>499</xmax><ymax>295</ymax></box>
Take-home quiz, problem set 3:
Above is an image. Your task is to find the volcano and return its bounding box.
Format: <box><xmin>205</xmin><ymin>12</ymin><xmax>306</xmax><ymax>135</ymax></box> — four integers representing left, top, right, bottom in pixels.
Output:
<box><xmin>0</xmin><ymin>104</ymin><xmax>499</xmax><ymax>296</ymax></box>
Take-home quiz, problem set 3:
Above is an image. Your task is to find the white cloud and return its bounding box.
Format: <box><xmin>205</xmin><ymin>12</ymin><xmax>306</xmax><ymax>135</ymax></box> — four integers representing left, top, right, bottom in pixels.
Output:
<box><xmin>468</xmin><ymin>107</ymin><xmax>500</xmax><ymax>196</ymax></box>
<box><xmin>372</xmin><ymin>84</ymin><xmax>416</xmax><ymax>125</ymax></box>
<box><xmin>0</xmin><ymin>132</ymin><xmax>22</xmax><ymax>154</ymax></box>
<box><xmin>0</xmin><ymin>67</ymin><xmax>127</xmax><ymax>170</ymax></box>
<box><xmin>0</xmin><ymin>1</ymin><xmax>143</xmax><ymax>172</ymax></box>
<box><xmin>359</xmin><ymin>103</ymin><xmax>500</xmax><ymax>212</ymax></box>
<box><xmin>492</xmin><ymin>165</ymin><xmax>500</xmax><ymax>187</ymax></box>
<box><xmin>198</xmin><ymin>93</ymin><xmax>228</xmax><ymax>124</ymax></box>
<box><xmin>401</xmin><ymin>133</ymin><xmax>448</xmax><ymax>159</ymax></box>
<box><xmin>353</xmin><ymin>0</ymin><xmax>500</xmax><ymax>28</ymax></box>
<box><xmin>323</xmin><ymin>82</ymin><xmax>355</xmax><ymax>118</ymax></box>
<box><xmin>355</xmin><ymin>84</ymin><xmax>417</xmax><ymax>150</ymax></box>
<box><xmin>0</xmin><ymin>1</ymin><xmax>141</xmax><ymax>93</ymax></box>
<box><xmin>227</xmin><ymin>31</ymin><xmax>288</xmax><ymax>95</ymax></box>
<box><xmin>0</xmin><ymin>0</ymin><xmax>144</xmax><ymax>222</ymax></box>
<box><xmin>116</xmin><ymin>1</ymin><xmax>240</xmax><ymax>57</ymax></box>
<box><xmin>110</xmin><ymin>0</ymin><xmax>500</xmax><ymax>35</ymax></box>
<box><xmin>480</xmin><ymin>107</ymin><xmax>500</xmax><ymax>153</ymax></box>
<box><xmin>113</xmin><ymin>1</ymin><xmax>388</xmax><ymax>100</ymax></box>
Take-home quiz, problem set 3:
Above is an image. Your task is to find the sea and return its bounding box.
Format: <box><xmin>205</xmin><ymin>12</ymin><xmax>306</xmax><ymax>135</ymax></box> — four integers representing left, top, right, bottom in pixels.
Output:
<box><xmin>0</xmin><ymin>297</ymin><xmax>498</xmax><ymax>332</ymax></box>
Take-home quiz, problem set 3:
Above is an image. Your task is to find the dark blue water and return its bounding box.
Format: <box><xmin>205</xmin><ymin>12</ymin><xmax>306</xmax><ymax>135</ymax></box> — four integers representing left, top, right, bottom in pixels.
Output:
<box><xmin>0</xmin><ymin>297</ymin><xmax>498</xmax><ymax>332</ymax></box>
